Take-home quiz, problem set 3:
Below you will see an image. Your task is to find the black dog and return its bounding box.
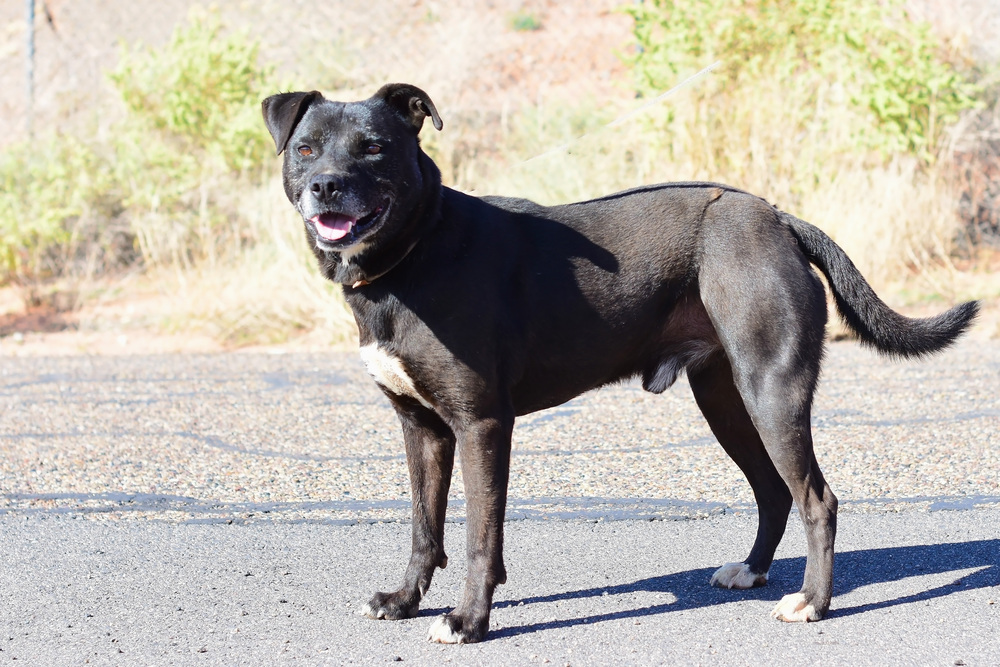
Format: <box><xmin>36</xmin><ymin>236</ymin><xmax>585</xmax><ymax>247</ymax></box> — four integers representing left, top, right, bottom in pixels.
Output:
<box><xmin>262</xmin><ymin>84</ymin><xmax>978</xmax><ymax>643</ymax></box>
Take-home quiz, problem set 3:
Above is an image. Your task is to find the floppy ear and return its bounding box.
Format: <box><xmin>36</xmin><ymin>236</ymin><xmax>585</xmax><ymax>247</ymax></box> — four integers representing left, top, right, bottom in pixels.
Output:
<box><xmin>373</xmin><ymin>83</ymin><xmax>444</xmax><ymax>133</ymax></box>
<box><xmin>261</xmin><ymin>91</ymin><xmax>323</xmax><ymax>155</ymax></box>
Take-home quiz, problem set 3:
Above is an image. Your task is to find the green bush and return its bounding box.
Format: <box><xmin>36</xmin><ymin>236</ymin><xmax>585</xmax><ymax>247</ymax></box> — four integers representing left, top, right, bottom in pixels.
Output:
<box><xmin>626</xmin><ymin>0</ymin><xmax>980</xmax><ymax>161</ymax></box>
<box><xmin>0</xmin><ymin>135</ymin><xmax>116</xmax><ymax>282</ymax></box>
<box><xmin>0</xmin><ymin>9</ymin><xmax>275</xmax><ymax>286</ymax></box>
<box><xmin>107</xmin><ymin>8</ymin><xmax>275</xmax><ymax>268</ymax></box>
<box><xmin>109</xmin><ymin>8</ymin><xmax>273</xmax><ymax>173</ymax></box>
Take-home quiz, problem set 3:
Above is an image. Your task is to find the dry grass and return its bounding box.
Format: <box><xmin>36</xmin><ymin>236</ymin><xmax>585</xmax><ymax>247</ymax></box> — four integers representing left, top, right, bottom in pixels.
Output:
<box><xmin>145</xmin><ymin>174</ymin><xmax>356</xmax><ymax>346</ymax></box>
<box><xmin>435</xmin><ymin>80</ymin><xmax>967</xmax><ymax>288</ymax></box>
<box><xmin>5</xmin><ymin>0</ymin><xmax>992</xmax><ymax>347</ymax></box>
<box><xmin>137</xmin><ymin>83</ymin><xmax>976</xmax><ymax>347</ymax></box>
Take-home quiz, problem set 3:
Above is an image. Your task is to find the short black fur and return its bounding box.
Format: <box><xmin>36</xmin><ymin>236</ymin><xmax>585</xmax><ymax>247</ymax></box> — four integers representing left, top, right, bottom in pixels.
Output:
<box><xmin>262</xmin><ymin>83</ymin><xmax>978</xmax><ymax>644</ymax></box>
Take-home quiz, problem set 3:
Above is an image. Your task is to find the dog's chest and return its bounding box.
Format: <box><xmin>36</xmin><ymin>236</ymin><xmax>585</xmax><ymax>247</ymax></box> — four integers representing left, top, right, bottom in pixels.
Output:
<box><xmin>359</xmin><ymin>344</ymin><xmax>433</xmax><ymax>409</ymax></box>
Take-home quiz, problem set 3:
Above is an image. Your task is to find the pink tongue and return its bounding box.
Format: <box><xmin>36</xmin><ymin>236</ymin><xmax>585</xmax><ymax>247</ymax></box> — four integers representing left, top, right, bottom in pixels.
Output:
<box><xmin>311</xmin><ymin>214</ymin><xmax>356</xmax><ymax>241</ymax></box>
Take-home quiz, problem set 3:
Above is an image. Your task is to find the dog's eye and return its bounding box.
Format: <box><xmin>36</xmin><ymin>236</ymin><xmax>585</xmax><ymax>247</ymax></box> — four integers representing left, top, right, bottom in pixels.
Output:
<box><xmin>297</xmin><ymin>145</ymin><xmax>313</xmax><ymax>156</ymax></box>
<box><xmin>365</xmin><ymin>144</ymin><xmax>382</xmax><ymax>156</ymax></box>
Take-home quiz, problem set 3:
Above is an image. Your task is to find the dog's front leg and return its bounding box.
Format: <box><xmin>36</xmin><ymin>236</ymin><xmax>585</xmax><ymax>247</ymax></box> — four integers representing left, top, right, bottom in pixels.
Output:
<box><xmin>364</xmin><ymin>402</ymin><xmax>455</xmax><ymax>620</ymax></box>
<box><xmin>427</xmin><ymin>410</ymin><xmax>513</xmax><ymax>644</ymax></box>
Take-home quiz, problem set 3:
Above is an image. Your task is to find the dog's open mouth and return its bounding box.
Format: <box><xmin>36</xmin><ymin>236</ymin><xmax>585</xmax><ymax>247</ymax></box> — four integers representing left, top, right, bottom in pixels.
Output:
<box><xmin>311</xmin><ymin>204</ymin><xmax>386</xmax><ymax>245</ymax></box>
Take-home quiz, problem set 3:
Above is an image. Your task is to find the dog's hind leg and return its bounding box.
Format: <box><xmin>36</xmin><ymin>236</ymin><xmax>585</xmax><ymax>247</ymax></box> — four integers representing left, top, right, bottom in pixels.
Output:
<box><xmin>712</xmin><ymin>326</ymin><xmax>837</xmax><ymax>621</ymax></box>
<box><xmin>689</xmin><ymin>354</ymin><xmax>792</xmax><ymax>590</ymax></box>
<box><xmin>710</xmin><ymin>310</ymin><xmax>837</xmax><ymax>621</ymax></box>
<box><xmin>709</xmin><ymin>308</ymin><xmax>836</xmax><ymax>620</ymax></box>
<box><xmin>363</xmin><ymin>400</ymin><xmax>455</xmax><ymax>621</ymax></box>
<box><xmin>698</xmin><ymin>199</ymin><xmax>838</xmax><ymax>621</ymax></box>
<box><xmin>745</xmin><ymin>387</ymin><xmax>837</xmax><ymax>623</ymax></box>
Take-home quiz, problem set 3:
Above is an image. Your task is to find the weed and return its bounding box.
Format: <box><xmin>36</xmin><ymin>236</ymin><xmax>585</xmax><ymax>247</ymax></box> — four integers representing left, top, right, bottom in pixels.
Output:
<box><xmin>509</xmin><ymin>12</ymin><xmax>543</xmax><ymax>32</ymax></box>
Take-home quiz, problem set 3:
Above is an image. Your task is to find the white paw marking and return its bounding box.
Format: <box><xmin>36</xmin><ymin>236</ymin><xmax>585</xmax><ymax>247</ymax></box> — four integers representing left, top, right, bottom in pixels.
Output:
<box><xmin>710</xmin><ymin>562</ymin><xmax>768</xmax><ymax>589</ymax></box>
<box><xmin>427</xmin><ymin>616</ymin><xmax>465</xmax><ymax>644</ymax></box>
<box><xmin>771</xmin><ymin>592</ymin><xmax>819</xmax><ymax>622</ymax></box>
<box><xmin>359</xmin><ymin>602</ymin><xmax>382</xmax><ymax>619</ymax></box>
<box><xmin>359</xmin><ymin>344</ymin><xmax>434</xmax><ymax>409</ymax></box>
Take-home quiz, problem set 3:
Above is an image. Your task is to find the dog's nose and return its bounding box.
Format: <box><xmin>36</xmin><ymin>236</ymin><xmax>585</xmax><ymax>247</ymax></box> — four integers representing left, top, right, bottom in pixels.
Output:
<box><xmin>309</xmin><ymin>173</ymin><xmax>344</xmax><ymax>203</ymax></box>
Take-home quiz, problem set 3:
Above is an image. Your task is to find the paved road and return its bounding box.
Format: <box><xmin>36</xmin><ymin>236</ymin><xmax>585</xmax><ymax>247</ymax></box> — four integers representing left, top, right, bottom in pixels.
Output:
<box><xmin>1</xmin><ymin>340</ymin><xmax>998</xmax><ymax>664</ymax></box>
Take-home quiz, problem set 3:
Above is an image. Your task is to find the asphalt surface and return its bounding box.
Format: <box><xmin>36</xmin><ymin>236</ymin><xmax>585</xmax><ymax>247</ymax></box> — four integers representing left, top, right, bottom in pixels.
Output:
<box><xmin>1</xmin><ymin>340</ymin><xmax>998</xmax><ymax>664</ymax></box>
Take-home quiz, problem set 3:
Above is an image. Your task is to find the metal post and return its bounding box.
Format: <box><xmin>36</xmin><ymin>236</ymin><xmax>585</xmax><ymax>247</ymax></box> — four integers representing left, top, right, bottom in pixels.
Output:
<box><xmin>25</xmin><ymin>0</ymin><xmax>35</xmax><ymax>138</ymax></box>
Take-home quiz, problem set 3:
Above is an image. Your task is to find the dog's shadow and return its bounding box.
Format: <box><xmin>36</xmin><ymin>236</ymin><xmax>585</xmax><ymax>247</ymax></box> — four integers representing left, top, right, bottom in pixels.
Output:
<box><xmin>465</xmin><ymin>539</ymin><xmax>999</xmax><ymax>638</ymax></box>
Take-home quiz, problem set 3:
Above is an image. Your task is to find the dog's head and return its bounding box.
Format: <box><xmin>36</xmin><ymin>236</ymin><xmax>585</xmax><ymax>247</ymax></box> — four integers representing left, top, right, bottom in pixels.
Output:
<box><xmin>262</xmin><ymin>84</ymin><xmax>443</xmax><ymax>282</ymax></box>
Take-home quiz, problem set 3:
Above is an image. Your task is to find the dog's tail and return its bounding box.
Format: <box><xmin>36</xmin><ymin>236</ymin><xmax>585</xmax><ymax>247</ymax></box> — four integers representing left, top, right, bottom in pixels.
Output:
<box><xmin>780</xmin><ymin>212</ymin><xmax>979</xmax><ymax>357</ymax></box>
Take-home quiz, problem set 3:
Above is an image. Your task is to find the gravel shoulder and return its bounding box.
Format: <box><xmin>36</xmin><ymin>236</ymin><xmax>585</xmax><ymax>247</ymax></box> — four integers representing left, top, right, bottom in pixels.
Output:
<box><xmin>1</xmin><ymin>340</ymin><xmax>998</xmax><ymax>522</ymax></box>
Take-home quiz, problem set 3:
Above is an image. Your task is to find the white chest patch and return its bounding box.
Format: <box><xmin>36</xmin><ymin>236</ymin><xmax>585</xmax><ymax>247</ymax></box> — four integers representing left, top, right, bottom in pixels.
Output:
<box><xmin>359</xmin><ymin>344</ymin><xmax>433</xmax><ymax>409</ymax></box>
<box><xmin>336</xmin><ymin>241</ymin><xmax>369</xmax><ymax>262</ymax></box>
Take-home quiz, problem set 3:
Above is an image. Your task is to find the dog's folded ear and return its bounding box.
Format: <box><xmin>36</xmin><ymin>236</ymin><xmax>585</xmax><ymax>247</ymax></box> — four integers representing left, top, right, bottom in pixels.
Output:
<box><xmin>374</xmin><ymin>83</ymin><xmax>444</xmax><ymax>133</ymax></box>
<box><xmin>261</xmin><ymin>91</ymin><xmax>324</xmax><ymax>155</ymax></box>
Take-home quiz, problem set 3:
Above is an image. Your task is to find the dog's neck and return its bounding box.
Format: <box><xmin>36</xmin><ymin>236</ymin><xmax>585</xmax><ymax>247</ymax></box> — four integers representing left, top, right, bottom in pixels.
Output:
<box><xmin>326</xmin><ymin>235</ymin><xmax>423</xmax><ymax>289</ymax></box>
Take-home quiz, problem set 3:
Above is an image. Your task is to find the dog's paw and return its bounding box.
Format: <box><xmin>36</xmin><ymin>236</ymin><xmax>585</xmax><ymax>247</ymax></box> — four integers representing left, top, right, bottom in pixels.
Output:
<box><xmin>710</xmin><ymin>562</ymin><xmax>768</xmax><ymax>589</ymax></box>
<box><xmin>427</xmin><ymin>613</ymin><xmax>488</xmax><ymax>644</ymax></box>
<box><xmin>361</xmin><ymin>591</ymin><xmax>419</xmax><ymax>620</ymax></box>
<box><xmin>770</xmin><ymin>592</ymin><xmax>822</xmax><ymax>622</ymax></box>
